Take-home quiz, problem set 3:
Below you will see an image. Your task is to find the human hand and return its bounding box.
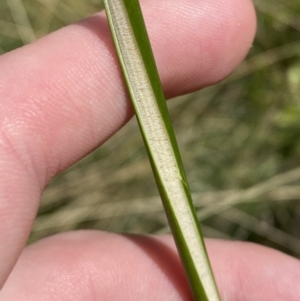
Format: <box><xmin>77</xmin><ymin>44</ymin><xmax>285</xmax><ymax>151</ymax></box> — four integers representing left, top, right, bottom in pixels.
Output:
<box><xmin>0</xmin><ymin>0</ymin><xmax>299</xmax><ymax>299</ymax></box>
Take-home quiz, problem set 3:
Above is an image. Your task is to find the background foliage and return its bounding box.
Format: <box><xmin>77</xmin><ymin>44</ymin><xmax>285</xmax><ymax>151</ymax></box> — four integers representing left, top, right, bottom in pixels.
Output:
<box><xmin>1</xmin><ymin>0</ymin><xmax>300</xmax><ymax>258</ymax></box>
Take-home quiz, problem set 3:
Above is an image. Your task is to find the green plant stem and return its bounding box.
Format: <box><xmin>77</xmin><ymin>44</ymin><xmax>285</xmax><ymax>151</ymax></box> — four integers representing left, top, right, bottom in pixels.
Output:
<box><xmin>103</xmin><ymin>0</ymin><xmax>221</xmax><ymax>300</ymax></box>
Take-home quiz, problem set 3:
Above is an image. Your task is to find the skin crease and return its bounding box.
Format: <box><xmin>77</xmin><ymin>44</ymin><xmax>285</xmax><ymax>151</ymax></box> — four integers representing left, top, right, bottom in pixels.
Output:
<box><xmin>0</xmin><ymin>0</ymin><xmax>299</xmax><ymax>299</ymax></box>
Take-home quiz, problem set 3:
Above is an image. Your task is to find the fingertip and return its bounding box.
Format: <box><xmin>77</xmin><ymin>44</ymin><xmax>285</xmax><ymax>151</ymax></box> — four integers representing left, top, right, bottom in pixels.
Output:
<box><xmin>206</xmin><ymin>239</ymin><xmax>300</xmax><ymax>301</ymax></box>
<box><xmin>3</xmin><ymin>233</ymin><xmax>300</xmax><ymax>301</ymax></box>
<box><xmin>145</xmin><ymin>0</ymin><xmax>257</xmax><ymax>96</ymax></box>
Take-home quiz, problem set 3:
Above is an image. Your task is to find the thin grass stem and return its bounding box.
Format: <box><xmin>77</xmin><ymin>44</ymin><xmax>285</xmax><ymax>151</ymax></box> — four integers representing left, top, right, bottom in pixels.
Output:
<box><xmin>103</xmin><ymin>0</ymin><xmax>221</xmax><ymax>300</ymax></box>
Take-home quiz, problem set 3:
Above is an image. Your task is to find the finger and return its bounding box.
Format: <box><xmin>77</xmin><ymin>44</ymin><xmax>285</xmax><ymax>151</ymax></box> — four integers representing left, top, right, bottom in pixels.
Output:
<box><xmin>0</xmin><ymin>0</ymin><xmax>256</xmax><ymax>286</ymax></box>
<box><xmin>1</xmin><ymin>232</ymin><xmax>299</xmax><ymax>301</ymax></box>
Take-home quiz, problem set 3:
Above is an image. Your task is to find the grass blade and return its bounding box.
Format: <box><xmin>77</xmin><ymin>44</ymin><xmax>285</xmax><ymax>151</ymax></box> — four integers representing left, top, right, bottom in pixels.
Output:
<box><xmin>103</xmin><ymin>0</ymin><xmax>221</xmax><ymax>300</ymax></box>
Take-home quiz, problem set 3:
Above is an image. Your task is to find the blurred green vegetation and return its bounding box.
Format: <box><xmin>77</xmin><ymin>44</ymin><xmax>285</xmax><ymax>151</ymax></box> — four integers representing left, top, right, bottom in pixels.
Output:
<box><xmin>0</xmin><ymin>0</ymin><xmax>300</xmax><ymax>258</ymax></box>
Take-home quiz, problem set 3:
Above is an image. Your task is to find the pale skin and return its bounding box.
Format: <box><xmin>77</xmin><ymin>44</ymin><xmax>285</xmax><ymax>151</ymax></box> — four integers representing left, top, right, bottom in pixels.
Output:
<box><xmin>0</xmin><ymin>0</ymin><xmax>299</xmax><ymax>299</ymax></box>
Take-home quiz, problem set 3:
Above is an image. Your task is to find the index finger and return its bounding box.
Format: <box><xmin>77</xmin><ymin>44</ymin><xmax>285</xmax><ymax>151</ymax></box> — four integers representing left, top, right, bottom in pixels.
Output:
<box><xmin>0</xmin><ymin>0</ymin><xmax>256</xmax><ymax>287</ymax></box>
